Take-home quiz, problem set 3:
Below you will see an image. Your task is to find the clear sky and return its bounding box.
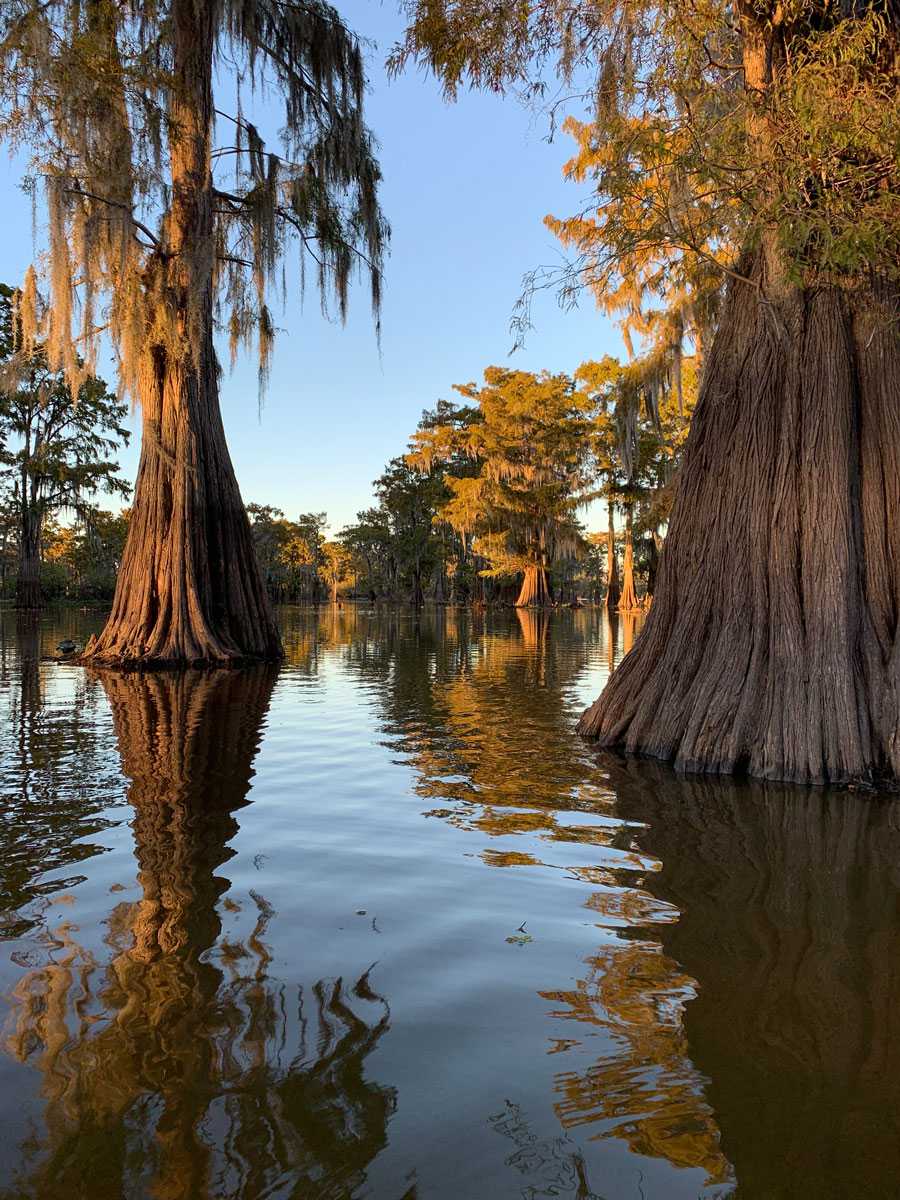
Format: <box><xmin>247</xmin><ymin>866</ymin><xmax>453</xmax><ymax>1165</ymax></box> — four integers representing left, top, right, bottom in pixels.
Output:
<box><xmin>0</xmin><ymin>1</ymin><xmax>621</xmax><ymax>534</ymax></box>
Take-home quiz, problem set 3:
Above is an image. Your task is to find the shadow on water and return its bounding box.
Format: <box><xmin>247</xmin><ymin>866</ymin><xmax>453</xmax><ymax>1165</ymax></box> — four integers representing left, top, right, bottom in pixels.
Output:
<box><xmin>0</xmin><ymin>613</ymin><xmax>121</xmax><ymax>937</ymax></box>
<box><xmin>2</xmin><ymin>606</ymin><xmax>900</xmax><ymax>1198</ymax></box>
<box><xmin>2</xmin><ymin>664</ymin><xmax>398</xmax><ymax>1200</ymax></box>
<box><xmin>610</xmin><ymin>758</ymin><xmax>900</xmax><ymax>1200</ymax></box>
<box><xmin>312</xmin><ymin>604</ymin><xmax>900</xmax><ymax>1198</ymax></box>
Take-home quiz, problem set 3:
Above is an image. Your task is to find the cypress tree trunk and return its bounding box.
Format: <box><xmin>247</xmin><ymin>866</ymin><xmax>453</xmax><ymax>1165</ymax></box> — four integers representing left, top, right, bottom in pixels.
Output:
<box><xmin>82</xmin><ymin>0</ymin><xmax>280</xmax><ymax>667</ymax></box>
<box><xmin>15</xmin><ymin>504</ymin><xmax>41</xmax><ymax>610</ymax></box>
<box><xmin>411</xmin><ymin>565</ymin><xmax>425</xmax><ymax>607</ymax></box>
<box><xmin>580</xmin><ymin>7</ymin><xmax>900</xmax><ymax>785</ymax></box>
<box><xmin>618</xmin><ymin>503</ymin><xmax>639</xmax><ymax>612</ymax></box>
<box><xmin>516</xmin><ymin>562</ymin><xmax>553</xmax><ymax>607</ymax></box>
<box><xmin>604</xmin><ymin>499</ymin><xmax>620</xmax><ymax>611</ymax></box>
<box><xmin>646</xmin><ymin>531</ymin><xmax>662</xmax><ymax>598</ymax></box>
<box><xmin>433</xmin><ymin>563</ymin><xmax>447</xmax><ymax>603</ymax></box>
<box><xmin>579</xmin><ymin>261</ymin><xmax>900</xmax><ymax>784</ymax></box>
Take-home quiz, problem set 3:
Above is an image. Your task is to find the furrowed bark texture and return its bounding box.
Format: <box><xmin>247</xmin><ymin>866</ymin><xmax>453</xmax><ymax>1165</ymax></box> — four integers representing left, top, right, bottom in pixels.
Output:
<box><xmin>82</xmin><ymin>0</ymin><xmax>280</xmax><ymax>667</ymax></box>
<box><xmin>15</xmin><ymin>509</ymin><xmax>41</xmax><ymax>609</ymax></box>
<box><xmin>579</xmin><ymin>262</ymin><xmax>900</xmax><ymax>785</ymax></box>
<box><xmin>516</xmin><ymin>564</ymin><xmax>553</xmax><ymax>607</ymax></box>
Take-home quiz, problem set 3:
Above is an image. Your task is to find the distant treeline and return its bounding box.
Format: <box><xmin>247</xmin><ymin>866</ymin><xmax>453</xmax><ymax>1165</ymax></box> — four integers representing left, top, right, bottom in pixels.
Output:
<box><xmin>0</xmin><ymin>346</ymin><xmax>694</xmax><ymax>610</ymax></box>
<box><xmin>249</xmin><ymin>358</ymin><xmax>697</xmax><ymax>609</ymax></box>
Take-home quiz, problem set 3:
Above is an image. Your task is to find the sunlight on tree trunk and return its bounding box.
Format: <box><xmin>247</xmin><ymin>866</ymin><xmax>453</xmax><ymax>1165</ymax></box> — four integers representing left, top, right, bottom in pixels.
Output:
<box><xmin>617</xmin><ymin>504</ymin><xmax>639</xmax><ymax>612</ymax></box>
<box><xmin>580</xmin><ymin>259</ymin><xmax>900</xmax><ymax>784</ymax></box>
<box><xmin>82</xmin><ymin>0</ymin><xmax>278</xmax><ymax>666</ymax></box>
<box><xmin>515</xmin><ymin>563</ymin><xmax>553</xmax><ymax>607</ymax></box>
<box><xmin>603</xmin><ymin>501</ymin><xmax>620</xmax><ymax>612</ymax></box>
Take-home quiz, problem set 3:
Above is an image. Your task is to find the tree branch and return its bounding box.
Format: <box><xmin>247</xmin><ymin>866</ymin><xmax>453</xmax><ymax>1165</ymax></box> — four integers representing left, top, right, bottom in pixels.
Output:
<box><xmin>63</xmin><ymin>186</ymin><xmax>161</xmax><ymax>250</ymax></box>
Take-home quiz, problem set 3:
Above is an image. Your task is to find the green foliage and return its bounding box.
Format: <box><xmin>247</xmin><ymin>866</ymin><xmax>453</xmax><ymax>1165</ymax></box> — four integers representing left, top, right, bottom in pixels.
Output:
<box><xmin>409</xmin><ymin>367</ymin><xmax>594</xmax><ymax>584</ymax></box>
<box><xmin>321</xmin><ymin>540</ymin><xmax>352</xmax><ymax>597</ymax></box>
<box><xmin>0</xmin><ymin>281</ymin><xmax>131</xmax><ymax>599</ymax></box>
<box><xmin>339</xmin><ymin>507</ymin><xmax>395</xmax><ymax>596</ymax></box>
<box><xmin>577</xmin><ymin>351</ymin><xmax>698</xmax><ymax>540</ymax></box>
<box><xmin>41</xmin><ymin>508</ymin><xmax>131</xmax><ymax>600</ymax></box>
<box><xmin>247</xmin><ymin>505</ymin><xmax>328</xmax><ymax>600</ymax></box>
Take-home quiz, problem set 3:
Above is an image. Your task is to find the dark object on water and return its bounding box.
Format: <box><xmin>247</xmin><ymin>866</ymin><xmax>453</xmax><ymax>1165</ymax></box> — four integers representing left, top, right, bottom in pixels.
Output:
<box><xmin>56</xmin><ymin>639</ymin><xmax>79</xmax><ymax>656</ymax></box>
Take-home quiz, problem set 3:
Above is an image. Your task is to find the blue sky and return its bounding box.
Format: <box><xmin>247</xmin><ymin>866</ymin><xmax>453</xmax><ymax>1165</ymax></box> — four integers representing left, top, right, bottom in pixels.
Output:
<box><xmin>0</xmin><ymin>1</ymin><xmax>621</xmax><ymax>533</ymax></box>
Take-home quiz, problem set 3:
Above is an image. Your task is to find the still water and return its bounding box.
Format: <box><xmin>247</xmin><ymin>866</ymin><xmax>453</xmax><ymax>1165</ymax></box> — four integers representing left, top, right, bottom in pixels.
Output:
<box><xmin>1</xmin><ymin>605</ymin><xmax>899</xmax><ymax>1200</ymax></box>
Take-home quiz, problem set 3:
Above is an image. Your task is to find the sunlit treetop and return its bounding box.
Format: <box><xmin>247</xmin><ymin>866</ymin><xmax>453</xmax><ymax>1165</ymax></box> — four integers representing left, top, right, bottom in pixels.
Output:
<box><xmin>393</xmin><ymin>0</ymin><xmax>898</xmax><ymax>327</ymax></box>
<box><xmin>407</xmin><ymin>367</ymin><xmax>596</xmax><ymax>575</ymax></box>
<box><xmin>0</xmin><ymin>0</ymin><xmax>388</xmax><ymax>399</ymax></box>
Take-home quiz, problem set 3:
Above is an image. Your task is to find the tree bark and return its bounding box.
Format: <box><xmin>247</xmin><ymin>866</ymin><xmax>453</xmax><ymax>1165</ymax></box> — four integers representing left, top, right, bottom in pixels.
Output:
<box><xmin>15</xmin><ymin>504</ymin><xmax>41</xmax><ymax>609</ymax></box>
<box><xmin>646</xmin><ymin>531</ymin><xmax>662</xmax><ymax>598</ymax></box>
<box><xmin>411</xmin><ymin>565</ymin><xmax>424</xmax><ymax>607</ymax></box>
<box><xmin>433</xmin><ymin>562</ymin><xmax>447</xmax><ymax>604</ymax></box>
<box><xmin>81</xmin><ymin>0</ymin><xmax>280</xmax><ymax>667</ymax></box>
<box><xmin>580</xmin><ymin>5</ymin><xmax>900</xmax><ymax>784</ymax></box>
<box><xmin>617</xmin><ymin>503</ymin><xmax>639</xmax><ymax>612</ymax></box>
<box><xmin>516</xmin><ymin>563</ymin><xmax>553</xmax><ymax>607</ymax></box>
<box><xmin>603</xmin><ymin>499</ymin><xmax>620</xmax><ymax>611</ymax></box>
<box><xmin>579</xmin><ymin>261</ymin><xmax>900</xmax><ymax>784</ymax></box>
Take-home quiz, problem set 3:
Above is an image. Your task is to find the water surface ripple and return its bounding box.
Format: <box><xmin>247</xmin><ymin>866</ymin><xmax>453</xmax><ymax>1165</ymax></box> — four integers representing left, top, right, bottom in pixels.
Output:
<box><xmin>1</xmin><ymin>605</ymin><xmax>897</xmax><ymax>1199</ymax></box>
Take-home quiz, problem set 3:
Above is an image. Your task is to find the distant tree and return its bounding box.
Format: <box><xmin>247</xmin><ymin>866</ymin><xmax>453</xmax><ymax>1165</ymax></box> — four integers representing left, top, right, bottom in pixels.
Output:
<box><xmin>286</xmin><ymin>513</ymin><xmax>328</xmax><ymax>601</ymax></box>
<box><xmin>247</xmin><ymin>504</ymin><xmax>291</xmax><ymax>597</ymax></box>
<box><xmin>373</xmin><ymin>458</ymin><xmax>444</xmax><ymax>606</ymax></box>
<box><xmin>247</xmin><ymin>506</ymin><xmax>327</xmax><ymax>602</ymax></box>
<box><xmin>0</xmin><ymin>485</ymin><xmax>20</xmax><ymax>595</ymax></box>
<box><xmin>321</xmin><ymin>540</ymin><xmax>352</xmax><ymax>602</ymax></box>
<box><xmin>577</xmin><ymin>354</ymin><xmax>697</xmax><ymax>611</ymax></box>
<box><xmin>43</xmin><ymin>508</ymin><xmax>131</xmax><ymax>601</ymax></box>
<box><xmin>409</xmin><ymin>398</ymin><xmax>483</xmax><ymax>602</ymax></box>
<box><xmin>411</xmin><ymin>368</ymin><xmax>594</xmax><ymax>606</ymax></box>
<box><xmin>339</xmin><ymin>508</ymin><xmax>394</xmax><ymax>600</ymax></box>
<box><xmin>575</xmin><ymin>358</ymin><xmax>623</xmax><ymax>611</ymax></box>
<box><xmin>0</xmin><ymin>287</ymin><xmax>131</xmax><ymax>607</ymax></box>
<box><xmin>394</xmin><ymin>0</ymin><xmax>900</xmax><ymax>784</ymax></box>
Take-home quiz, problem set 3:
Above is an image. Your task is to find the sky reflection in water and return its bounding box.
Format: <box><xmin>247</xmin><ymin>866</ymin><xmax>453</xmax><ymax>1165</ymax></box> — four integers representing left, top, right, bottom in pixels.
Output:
<box><xmin>1</xmin><ymin>605</ymin><xmax>898</xmax><ymax>1199</ymax></box>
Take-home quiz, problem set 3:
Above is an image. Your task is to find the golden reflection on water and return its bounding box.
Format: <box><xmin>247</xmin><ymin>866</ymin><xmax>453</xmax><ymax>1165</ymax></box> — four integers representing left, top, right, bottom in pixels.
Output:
<box><xmin>542</xmin><ymin>941</ymin><xmax>730</xmax><ymax>1184</ymax></box>
<box><xmin>4</xmin><ymin>606</ymin><xmax>900</xmax><ymax>1199</ymax></box>
<box><xmin>302</xmin><ymin>605</ymin><xmax>731</xmax><ymax>1193</ymax></box>
<box><xmin>4</xmin><ymin>666</ymin><xmax>396</xmax><ymax>1200</ymax></box>
<box><xmin>611</xmin><ymin>759</ymin><xmax>900</xmax><ymax>1200</ymax></box>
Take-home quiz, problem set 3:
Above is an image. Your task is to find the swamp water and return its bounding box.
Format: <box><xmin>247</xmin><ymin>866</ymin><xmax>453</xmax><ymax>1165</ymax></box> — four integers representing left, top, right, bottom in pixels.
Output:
<box><xmin>1</xmin><ymin>605</ymin><xmax>899</xmax><ymax>1200</ymax></box>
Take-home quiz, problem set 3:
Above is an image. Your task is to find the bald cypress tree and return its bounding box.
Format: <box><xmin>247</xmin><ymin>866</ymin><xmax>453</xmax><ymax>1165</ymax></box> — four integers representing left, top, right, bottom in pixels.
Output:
<box><xmin>395</xmin><ymin>0</ymin><xmax>899</xmax><ymax>784</ymax></box>
<box><xmin>409</xmin><ymin>368</ymin><xmax>593</xmax><ymax>606</ymax></box>
<box><xmin>0</xmin><ymin>1</ymin><xmax>387</xmax><ymax>664</ymax></box>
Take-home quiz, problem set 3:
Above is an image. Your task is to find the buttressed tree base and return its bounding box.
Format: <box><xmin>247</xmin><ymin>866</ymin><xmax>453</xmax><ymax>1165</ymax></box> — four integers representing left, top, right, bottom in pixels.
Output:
<box><xmin>579</xmin><ymin>259</ymin><xmax>900</xmax><ymax>785</ymax></box>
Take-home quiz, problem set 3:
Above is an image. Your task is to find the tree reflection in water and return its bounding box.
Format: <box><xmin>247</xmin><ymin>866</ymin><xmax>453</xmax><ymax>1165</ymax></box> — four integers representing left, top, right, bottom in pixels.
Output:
<box><xmin>6</xmin><ymin>607</ymin><xmax>897</xmax><ymax>1199</ymax></box>
<box><xmin>488</xmin><ymin>1100</ymin><xmax>605</xmax><ymax>1200</ymax></box>
<box><xmin>346</xmin><ymin>605</ymin><xmax>732</xmax><ymax>1193</ymax></box>
<box><xmin>611</xmin><ymin>759</ymin><xmax>900</xmax><ymax>1200</ymax></box>
<box><xmin>3</xmin><ymin>667</ymin><xmax>396</xmax><ymax>1200</ymax></box>
<box><xmin>0</xmin><ymin>614</ymin><xmax>120</xmax><ymax>938</ymax></box>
